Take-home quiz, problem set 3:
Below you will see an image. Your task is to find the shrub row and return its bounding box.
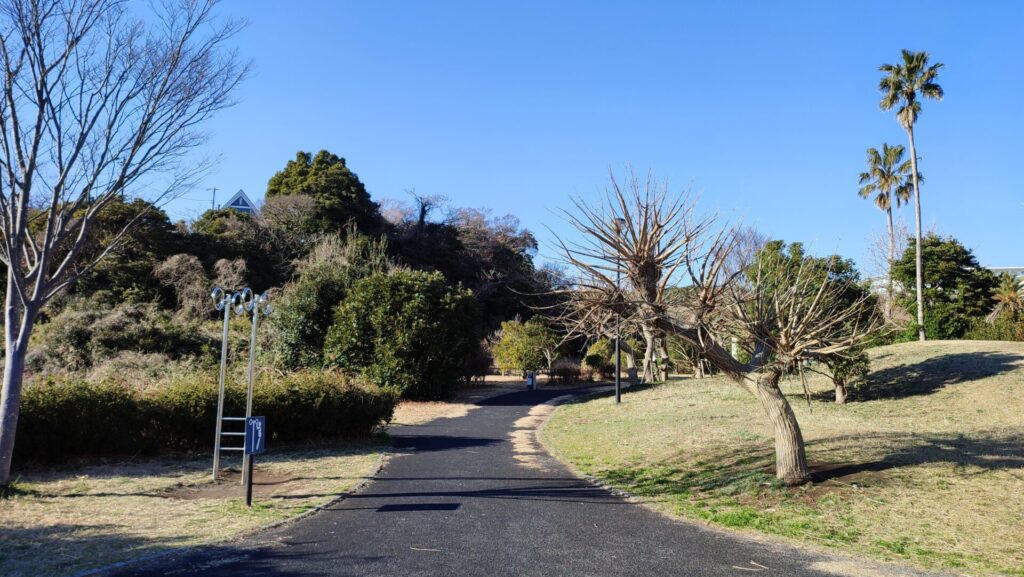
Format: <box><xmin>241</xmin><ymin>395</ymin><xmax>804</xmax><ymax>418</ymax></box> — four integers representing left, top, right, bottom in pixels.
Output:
<box><xmin>15</xmin><ymin>371</ymin><xmax>397</xmax><ymax>463</ymax></box>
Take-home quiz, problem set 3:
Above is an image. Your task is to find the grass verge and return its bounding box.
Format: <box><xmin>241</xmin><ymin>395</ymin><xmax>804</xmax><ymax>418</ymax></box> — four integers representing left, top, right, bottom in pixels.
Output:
<box><xmin>0</xmin><ymin>441</ymin><xmax>383</xmax><ymax>577</ymax></box>
<box><xmin>543</xmin><ymin>340</ymin><xmax>1024</xmax><ymax>577</ymax></box>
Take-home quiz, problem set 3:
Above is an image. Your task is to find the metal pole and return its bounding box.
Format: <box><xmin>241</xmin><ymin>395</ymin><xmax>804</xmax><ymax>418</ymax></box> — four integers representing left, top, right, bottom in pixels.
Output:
<box><xmin>212</xmin><ymin>289</ymin><xmax>231</xmax><ymax>481</ymax></box>
<box><xmin>615</xmin><ymin>256</ymin><xmax>621</xmax><ymax>404</ymax></box>
<box><xmin>245</xmin><ymin>450</ymin><xmax>254</xmax><ymax>507</ymax></box>
<box><xmin>241</xmin><ymin>291</ymin><xmax>259</xmax><ymax>487</ymax></box>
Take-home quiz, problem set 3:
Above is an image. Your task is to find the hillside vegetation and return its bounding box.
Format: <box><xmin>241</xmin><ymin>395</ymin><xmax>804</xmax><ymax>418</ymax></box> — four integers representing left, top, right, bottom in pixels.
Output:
<box><xmin>544</xmin><ymin>340</ymin><xmax>1024</xmax><ymax>576</ymax></box>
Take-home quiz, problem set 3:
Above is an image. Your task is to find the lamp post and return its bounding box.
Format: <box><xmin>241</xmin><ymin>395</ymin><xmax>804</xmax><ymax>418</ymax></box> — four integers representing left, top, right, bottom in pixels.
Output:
<box><xmin>612</xmin><ymin>217</ymin><xmax>626</xmax><ymax>403</ymax></box>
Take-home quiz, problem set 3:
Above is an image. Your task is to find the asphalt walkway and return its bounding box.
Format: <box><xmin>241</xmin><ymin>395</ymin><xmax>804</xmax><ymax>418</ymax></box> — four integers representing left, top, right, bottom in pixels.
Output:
<box><xmin>112</xmin><ymin>387</ymin><xmax>945</xmax><ymax>577</ymax></box>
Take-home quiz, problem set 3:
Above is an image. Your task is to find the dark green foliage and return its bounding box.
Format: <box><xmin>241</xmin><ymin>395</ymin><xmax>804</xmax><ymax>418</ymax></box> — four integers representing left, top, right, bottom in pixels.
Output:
<box><xmin>823</xmin><ymin>348</ymin><xmax>870</xmax><ymax>391</ymax></box>
<box><xmin>266</xmin><ymin>150</ymin><xmax>382</xmax><ymax>235</ymax></box>
<box><xmin>965</xmin><ymin>314</ymin><xmax>1024</xmax><ymax>342</ymax></box>
<box><xmin>72</xmin><ymin>198</ymin><xmax>184</xmax><ymax>303</ymax></box>
<box><xmin>188</xmin><ymin>208</ymin><xmax>291</xmax><ymax>290</ymax></box>
<box><xmin>14</xmin><ymin>372</ymin><xmax>396</xmax><ymax>462</ymax></box>
<box><xmin>390</xmin><ymin>209</ymin><xmax>542</xmax><ymax>333</ymax></box>
<box><xmin>892</xmin><ymin>234</ymin><xmax>998</xmax><ymax>339</ymax></box>
<box><xmin>271</xmin><ymin>233</ymin><xmax>390</xmax><ymax>369</ymax></box>
<box><xmin>323</xmin><ymin>271</ymin><xmax>481</xmax><ymax>399</ymax></box>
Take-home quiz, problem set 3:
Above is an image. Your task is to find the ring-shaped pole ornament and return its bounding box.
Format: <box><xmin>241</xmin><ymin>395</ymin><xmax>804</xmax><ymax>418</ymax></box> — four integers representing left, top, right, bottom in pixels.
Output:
<box><xmin>256</xmin><ymin>292</ymin><xmax>271</xmax><ymax>315</ymax></box>
<box><xmin>212</xmin><ymin>287</ymin><xmax>229</xmax><ymax>311</ymax></box>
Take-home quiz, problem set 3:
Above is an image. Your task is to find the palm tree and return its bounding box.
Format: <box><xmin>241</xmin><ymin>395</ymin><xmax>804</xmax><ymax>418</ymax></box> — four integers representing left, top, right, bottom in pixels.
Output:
<box><xmin>987</xmin><ymin>273</ymin><xmax>1024</xmax><ymax>322</ymax></box>
<box><xmin>879</xmin><ymin>49</ymin><xmax>944</xmax><ymax>341</ymax></box>
<box><xmin>858</xmin><ymin>143</ymin><xmax>914</xmax><ymax>314</ymax></box>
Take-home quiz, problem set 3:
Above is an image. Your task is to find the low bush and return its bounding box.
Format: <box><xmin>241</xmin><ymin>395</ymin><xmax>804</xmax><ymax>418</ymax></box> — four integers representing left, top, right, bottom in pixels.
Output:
<box><xmin>27</xmin><ymin>300</ymin><xmax>213</xmax><ymax>373</ymax></box>
<box><xmin>549</xmin><ymin>358</ymin><xmax>581</xmax><ymax>384</ymax></box>
<box><xmin>15</xmin><ymin>371</ymin><xmax>396</xmax><ymax>463</ymax></box>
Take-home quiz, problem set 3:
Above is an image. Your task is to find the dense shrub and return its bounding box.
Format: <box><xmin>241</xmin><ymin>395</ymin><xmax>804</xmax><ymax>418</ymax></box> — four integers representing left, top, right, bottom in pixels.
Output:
<box><xmin>892</xmin><ymin>234</ymin><xmax>998</xmax><ymax>339</ymax></box>
<box><xmin>583</xmin><ymin>339</ymin><xmax>616</xmax><ymax>378</ymax></box>
<box><xmin>492</xmin><ymin>319</ymin><xmax>556</xmax><ymax>374</ymax></box>
<box><xmin>14</xmin><ymin>371</ymin><xmax>396</xmax><ymax>463</ymax></box>
<box><xmin>272</xmin><ymin>232</ymin><xmax>390</xmax><ymax>369</ymax></box>
<box><xmin>324</xmin><ymin>270</ymin><xmax>481</xmax><ymax>399</ymax></box>
<box><xmin>965</xmin><ymin>314</ymin><xmax>1024</xmax><ymax>341</ymax></box>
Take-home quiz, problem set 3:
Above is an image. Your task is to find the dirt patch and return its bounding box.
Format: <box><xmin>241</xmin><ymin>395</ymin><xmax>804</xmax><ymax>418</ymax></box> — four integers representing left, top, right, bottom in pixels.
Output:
<box><xmin>160</xmin><ymin>468</ymin><xmax>308</xmax><ymax>500</ymax></box>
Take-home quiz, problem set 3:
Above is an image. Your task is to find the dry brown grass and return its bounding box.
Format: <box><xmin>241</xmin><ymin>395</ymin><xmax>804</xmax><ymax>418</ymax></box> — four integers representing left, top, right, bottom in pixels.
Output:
<box><xmin>0</xmin><ymin>443</ymin><xmax>382</xmax><ymax>577</ymax></box>
<box><xmin>543</xmin><ymin>340</ymin><xmax>1024</xmax><ymax>577</ymax></box>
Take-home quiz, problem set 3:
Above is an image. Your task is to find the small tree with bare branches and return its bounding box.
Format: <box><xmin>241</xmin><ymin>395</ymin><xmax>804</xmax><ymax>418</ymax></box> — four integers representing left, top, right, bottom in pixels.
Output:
<box><xmin>0</xmin><ymin>0</ymin><xmax>246</xmax><ymax>485</ymax></box>
<box><xmin>553</xmin><ymin>169</ymin><xmax>879</xmax><ymax>485</ymax></box>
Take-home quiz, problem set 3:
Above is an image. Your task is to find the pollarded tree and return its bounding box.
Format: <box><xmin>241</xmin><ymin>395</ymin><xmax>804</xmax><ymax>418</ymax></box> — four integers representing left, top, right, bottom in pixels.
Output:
<box><xmin>265</xmin><ymin>150</ymin><xmax>382</xmax><ymax>236</ymax></box>
<box><xmin>0</xmin><ymin>0</ymin><xmax>246</xmax><ymax>486</ymax></box>
<box><xmin>879</xmin><ymin>49</ymin><xmax>944</xmax><ymax>341</ymax></box>
<box><xmin>858</xmin><ymin>143</ymin><xmax>914</xmax><ymax>313</ymax></box>
<box><xmin>553</xmin><ymin>170</ymin><xmax>879</xmax><ymax>485</ymax></box>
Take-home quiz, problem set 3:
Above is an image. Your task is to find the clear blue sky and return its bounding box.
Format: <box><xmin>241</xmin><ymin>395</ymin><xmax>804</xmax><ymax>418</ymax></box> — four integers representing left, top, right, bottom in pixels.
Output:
<box><xmin>167</xmin><ymin>0</ymin><xmax>1024</xmax><ymax>272</ymax></box>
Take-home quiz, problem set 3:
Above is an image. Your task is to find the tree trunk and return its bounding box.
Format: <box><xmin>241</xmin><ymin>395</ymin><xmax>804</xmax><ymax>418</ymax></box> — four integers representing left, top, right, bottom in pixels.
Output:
<box><xmin>657</xmin><ymin>339</ymin><xmax>669</xmax><ymax>381</ymax></box>
<box><xmin>0</xmin><ymin>286</ymin><xmax>37</xmax><ymax>486</ymax></box>
<box><xmin>886</xmin><ymin>207</ymin><xmax>895</xmax><ymax>320</ymax></box>
<box><xmin>835</xmin><ymin>382</ymin><xmax>848</xmax><ymax>404</ymax></box>
<box><xmin>751</xmin><ymin>372</ymin><xmax>810</xmax><ymax>486</ymax></box>
<box><xmin>641</xmin><ymin>326</ymin><xmax>657</xmax><ymax>383</ymax></box>
<box><xmin>907</xmin><ymin>127</ymin><xmax>926</xmax><ymax>341</ymax></box>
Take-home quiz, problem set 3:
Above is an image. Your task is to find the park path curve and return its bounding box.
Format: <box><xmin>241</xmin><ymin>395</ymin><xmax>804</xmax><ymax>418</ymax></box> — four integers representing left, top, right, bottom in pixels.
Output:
<box><xmin>111</xmin><ymin>387</ymin><xmax>948</xmax><ymax>577</ymax></box>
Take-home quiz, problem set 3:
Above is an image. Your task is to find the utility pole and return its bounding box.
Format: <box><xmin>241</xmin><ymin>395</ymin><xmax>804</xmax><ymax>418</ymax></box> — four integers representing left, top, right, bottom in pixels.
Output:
<box><xmin>209</xmin><ymin>187</ymin><xmax>218</xmax><ymax>210</ymax></box>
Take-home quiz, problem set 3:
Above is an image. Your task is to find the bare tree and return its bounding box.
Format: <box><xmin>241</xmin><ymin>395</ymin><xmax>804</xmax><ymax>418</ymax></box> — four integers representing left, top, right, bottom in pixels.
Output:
<box><xmin>552</xmin><ymin>169</ymin><xmax>879</xmax><ymax>485</ymax></box>
<box><xmin>0</xmin><ymin>0</ymin><xmax>246</xmax><ymax>485</ymax></box>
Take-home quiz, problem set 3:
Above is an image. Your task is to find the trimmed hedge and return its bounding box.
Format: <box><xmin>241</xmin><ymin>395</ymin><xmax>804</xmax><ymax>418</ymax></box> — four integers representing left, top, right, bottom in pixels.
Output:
<box><xmin>15</xmin><ymin>371</ymin><xmax>396</xmax><ymax>463</ymax></box>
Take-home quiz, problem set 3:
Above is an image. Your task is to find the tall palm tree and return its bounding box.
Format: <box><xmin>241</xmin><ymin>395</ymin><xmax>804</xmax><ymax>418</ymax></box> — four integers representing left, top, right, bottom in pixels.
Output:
<box><xmin>879</xmin><ymin>49</ymin><xmax>944</xmax><ymax>341</ymax></box>
<box><xmin>858</xmin><ymin>143</ymin><xmax>914</xmax><ymax>314</ymax></box>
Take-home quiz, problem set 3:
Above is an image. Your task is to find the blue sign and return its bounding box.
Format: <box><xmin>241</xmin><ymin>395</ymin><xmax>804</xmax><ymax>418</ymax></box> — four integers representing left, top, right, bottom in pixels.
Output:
<box><xmin>244</xmin><ymin>416</ymin><xmax>265</xmax><ymax>455</ymax></box>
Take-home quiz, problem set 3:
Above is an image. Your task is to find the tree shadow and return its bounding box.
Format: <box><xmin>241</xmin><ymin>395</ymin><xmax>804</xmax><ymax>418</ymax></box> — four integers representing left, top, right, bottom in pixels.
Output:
<box><xmin>848</xmin><ymin>351</ymin><xmax>1023</xmax><ymax>402</ymax></box>
<box><xmin>473</xmin><ymin>386</ymin><xmax>599</xmax><ymax>407</ymax></box>
<box><xmin>808</xmin><ymin>431</ymin><xmax>1024</xmax><ymax>483</ymax></box>
<box><xmin>388</xmin><ymin>434</ymin><xmax>502</xmax><ymax>453</ymax></box>
<box><xmin>0</xmin><ymin>523</ymin><xmax>219</xmax><ymax>577</ymax></box>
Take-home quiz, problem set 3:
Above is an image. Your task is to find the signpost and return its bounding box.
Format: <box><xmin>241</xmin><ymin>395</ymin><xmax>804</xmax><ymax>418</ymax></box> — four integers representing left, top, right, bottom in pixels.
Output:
<box><xmin>244</xmin><ymin>416</ymin><xmax>266</xmax><ymax>507</ymax></box>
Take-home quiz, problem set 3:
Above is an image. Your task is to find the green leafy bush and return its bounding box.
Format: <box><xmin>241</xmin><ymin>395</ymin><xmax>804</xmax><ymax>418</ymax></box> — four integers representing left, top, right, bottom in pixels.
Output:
<box><xmin>323</xmin><ymin>270</ymin><xmax>481</xmax><ymax>399</ymax></box>
<box><xmin>965</xmin><ymin>314</ymin><xmax>1024</xmax><ymax>341</ymax></box>
<box><xmin>492</xmin><ymin>319</ymin><xmax>556</xmax><ymax>373</ymax></box>
<box><xmin>14</xmin><ymin>371</ymin><xmax>396</xmax><ymax>463</ymax></box>
<box><xmin>272</xmin><ymin>232</ymin><xmax>390</xmax><ymax>369</ymax></box>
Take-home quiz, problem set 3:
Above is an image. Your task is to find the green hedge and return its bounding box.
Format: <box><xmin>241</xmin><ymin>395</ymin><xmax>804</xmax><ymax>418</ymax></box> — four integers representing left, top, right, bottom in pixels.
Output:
<box><xmin>15</xmin><ymin>371</ymin><xmax>396</xmax><ymax>463</ymax></box>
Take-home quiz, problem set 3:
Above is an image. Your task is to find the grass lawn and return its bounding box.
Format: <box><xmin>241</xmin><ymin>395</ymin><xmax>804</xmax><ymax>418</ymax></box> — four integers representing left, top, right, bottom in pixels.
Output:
<box><xmin>543</xmin><ymin>340</ymin><xmax>1024</xmax><ymax>577</ymax></box>
<box><xmin>0</xmin><ymin>441</ymin><xmax>383</xmax><ymax>577</ymax></box>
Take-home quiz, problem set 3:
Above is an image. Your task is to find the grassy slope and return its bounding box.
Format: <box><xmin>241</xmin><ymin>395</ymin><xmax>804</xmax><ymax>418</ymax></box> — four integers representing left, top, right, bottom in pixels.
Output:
<box><xmin>543</xmin><ymin>340</ymin><xmax>1024</xmax><ymax>577</ymax></box>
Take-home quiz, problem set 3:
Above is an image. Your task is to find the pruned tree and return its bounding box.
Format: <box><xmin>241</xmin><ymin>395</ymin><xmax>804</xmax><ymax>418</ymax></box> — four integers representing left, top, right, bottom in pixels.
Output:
<box><xmin>0</xmin><ymin>0</ymin><xmax>246</xmax><ymax>485</ymax></box>
<box><xmin>552</xmin><ymin>169</ymin><xmax>879</xmax><ymax>485</ymax></box>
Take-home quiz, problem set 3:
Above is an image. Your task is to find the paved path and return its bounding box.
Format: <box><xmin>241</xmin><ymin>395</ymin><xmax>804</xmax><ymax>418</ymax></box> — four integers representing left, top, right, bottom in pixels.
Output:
<box><xmin>113</xmin><ymin>388</ymin><xmax>944</xmax><ymax>577</ymax></box>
